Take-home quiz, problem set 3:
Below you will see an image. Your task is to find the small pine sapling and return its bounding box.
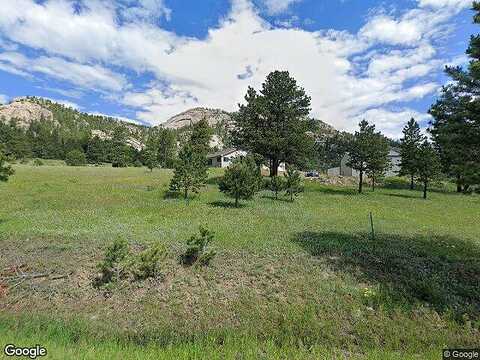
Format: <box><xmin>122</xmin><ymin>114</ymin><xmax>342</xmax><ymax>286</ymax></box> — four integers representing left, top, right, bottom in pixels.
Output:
<box><xmin>284</xmin><ymin>167</ymin><xmax>303</xmax><ymax>202</ymax></box>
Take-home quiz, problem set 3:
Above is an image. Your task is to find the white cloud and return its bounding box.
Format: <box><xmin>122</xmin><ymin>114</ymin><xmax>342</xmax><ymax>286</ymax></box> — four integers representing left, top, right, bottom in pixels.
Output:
<box><xmin>44</xmin><ymin>98</ymin><xmax>82</xmax><ymax>110</ymax></box>
<box><xmin>418</xmin><ymin>0</ymin><xmax>472</xmax><ymax>9</ymax></box>
<box><xmin>355</xmin><ymin>108</ymin><xmax>432</xmax><ymax>139</ymax></box>
<box><xmin>0</xmin><ymin>0</ymin><xmax>469</xmax><ymax>136</ymax></box>
<box><xmin>0</xmin><ymin>94</ymin><xmax>9</xmax><ymax>104</ymax></box>
<box><xmin>119</xmin><ymin>0</ymin><xmax>172</xmax><ymax>22</ymax></box>
<box><xmin>263</xmin><ymin>0</ymin><xmax>302</xmax><ymax>15</ymax></box>
<box><xmin>0</xmin><ymin>52</ymin><xmax>127</xmax><ymax>92</ymax></box>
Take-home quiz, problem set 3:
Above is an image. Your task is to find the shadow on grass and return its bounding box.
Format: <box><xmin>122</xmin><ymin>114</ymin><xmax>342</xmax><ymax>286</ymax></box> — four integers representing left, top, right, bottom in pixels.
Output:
<box><xmin>260</xmin><ymin>194</ymin><xmax>293</xmax><ymax>203</ymax></box>
<box><xmin>315</xmin><ymin>187</ymin><xmax>359</xmax><ymax>196</ymax></box>
<box><xmin>382</xmin><ymin>192</ymin><xmax>423</xmax><ymax>200</ymax></box>
<box><xmin>206</xmin><ymin>176</ymin><xmax>223</xmax><ymax>185</ymax></box>
<box><xmin>163</xmin><ymin>191</ymin><xmax>182</xmax><ymax>200</ymax></box>
<box><xmin>292</xmin><ymin>231</ymin><xmax>480</xmax><ymax>320</ymax></box>
<box><xmin>208</xmin><ymin>200</ymin><xmax>246</xmax><ymax>208</ymax></box>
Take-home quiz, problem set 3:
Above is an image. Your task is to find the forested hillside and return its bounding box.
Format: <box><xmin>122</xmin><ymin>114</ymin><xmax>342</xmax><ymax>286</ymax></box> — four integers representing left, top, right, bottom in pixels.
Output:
<box><xmin>0</xmin><ymin>97</ymin><xmax>148</xmax><ymax>165</ymax></box>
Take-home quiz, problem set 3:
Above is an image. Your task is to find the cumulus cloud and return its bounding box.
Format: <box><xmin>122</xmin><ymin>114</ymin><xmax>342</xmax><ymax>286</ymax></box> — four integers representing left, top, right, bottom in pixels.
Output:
<box><xmin>0</xmin><ymin>94</ymin><xmax>9</xmax><ymax>104</ymax></box>
<box><xmin>0</xmin><ymin>0</ymin><xmax>470</xmax><ymax>135</ymax></box>
<box><xmin>418</xmin><ymin>0</ymin><xmax>472</xmax><ymax>9</ymax></box>
<box><xmin>263</xmin><ymin>0</ymin><xmax>302</xmax><ymax>14</ymax></box>
<box><xmin>355</xmin><ymin>108</ymin><xmax>432</xmax><ymax>139</ymax></box>
<box><xmin>0</xmin><ymin>52</ymin><xmax>127</xmax><ymax>92</ymax></box>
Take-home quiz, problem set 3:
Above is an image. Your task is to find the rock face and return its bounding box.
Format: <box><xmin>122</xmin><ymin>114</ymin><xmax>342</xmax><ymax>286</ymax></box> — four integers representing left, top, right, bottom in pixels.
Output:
<box><xmin>162</xmin><ymin>107</ymin><xmax>232</xmax><ymax>129</ymax></box>
<box><xmin>0</xmin><ymin>99</ymin><xmax>54</xmax><ymax>128</ymax></box>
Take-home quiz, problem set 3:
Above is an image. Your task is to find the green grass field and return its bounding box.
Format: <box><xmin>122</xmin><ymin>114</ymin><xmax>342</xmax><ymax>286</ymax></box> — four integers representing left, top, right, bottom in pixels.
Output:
<box><xmin>1</xmin><ymin>165</ymin><xmax>479</xmax><ymax>359</ymax></box>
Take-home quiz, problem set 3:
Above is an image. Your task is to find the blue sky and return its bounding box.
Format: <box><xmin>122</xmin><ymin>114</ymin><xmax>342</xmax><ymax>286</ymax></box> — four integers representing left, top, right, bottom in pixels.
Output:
<box><xmin>0</xmin><ymin>0</ymin><xmax>475</xmax><ymax>137</ymax></box>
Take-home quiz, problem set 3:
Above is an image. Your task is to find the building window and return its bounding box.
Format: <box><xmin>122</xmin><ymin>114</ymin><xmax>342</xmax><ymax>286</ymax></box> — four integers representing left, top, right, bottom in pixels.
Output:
<box><xmin>208</xmin><ymin>159</ymin><xmax>213</xmax><ymax>166</ymax></box>
<box><xmin>217</xmin><ymin>156</ymin><xmax>221</xmax><ymax>162</ymax></box>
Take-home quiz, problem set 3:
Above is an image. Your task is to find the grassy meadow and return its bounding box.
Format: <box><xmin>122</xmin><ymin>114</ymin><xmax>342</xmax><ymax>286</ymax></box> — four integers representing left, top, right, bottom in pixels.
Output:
<box><xmin>1</xmin><ymin>164</ymin><xmax>479</xmax><ymax>359</ymax></box>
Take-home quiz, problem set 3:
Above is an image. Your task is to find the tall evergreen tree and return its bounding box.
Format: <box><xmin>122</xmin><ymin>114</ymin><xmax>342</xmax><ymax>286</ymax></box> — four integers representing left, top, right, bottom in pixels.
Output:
<box><xmin>415</xmin><ymin>141</ymin><xmax>442</xmax><ymax>199</ymax></box>
<box><xmin>169</xmin><ymin>144</ymin><xmax>208</xmax><ymax>199</ymax></box>
<box><xmin>156</xmin><ymin>128</ymin><xmax>177</xmax><ymax>168</ymax></box>
<box><xmin>429</xmin><ymin>3</ymin><xmax>480</xmax><ymax>191</ymax></box>
<box><xmin>189</xmin><ymin>118</ymin><xmax>213</xmax><ymax>156</ymax></box>
<box><xmin>365</xmin><ymin>133</ymin><xmax>390</xmax><ymax>192</ymax></box>
<box><xmin>219</xmin><ymin>156</ymin><xmax>262</xmax><ymax>207</ymax></box>
<box><xmin>399</xmin><ymin>118</ymin><xmax>425</xmax><ymax>190</ymax></box>
<box><xmin>0</xmin><ymin>146</ymin><xmax>14</xmax><ymax>183</ymax></box>
<box><xmin>143</xmin><ymin>145</ymin><xmax>158</xmax><ymax>172</ymax></box>
<box><xmin>233</xmin><ymin>71</ymin><xmax>314</xmax><ymax>176</ymax></box>
<box><xmin>347</xmin><ymin>120</ymin><xmax>376</xmax><ymax>194</ymax></box>
<box><xmin>284</xmin><ymin>167</ymin><xmax>303</xmax><ymax>202</ymax></box>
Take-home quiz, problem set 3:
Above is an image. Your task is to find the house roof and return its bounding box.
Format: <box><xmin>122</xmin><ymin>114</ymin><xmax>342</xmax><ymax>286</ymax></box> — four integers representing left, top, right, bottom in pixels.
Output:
<box><xmin>207</xmin><ymin>148</ymin><xmax>239</xmax><ymax>158</ymax></box>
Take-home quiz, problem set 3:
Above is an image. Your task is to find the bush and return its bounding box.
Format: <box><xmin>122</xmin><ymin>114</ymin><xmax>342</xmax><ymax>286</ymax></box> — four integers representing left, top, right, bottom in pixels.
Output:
<box><xmin>219</xmin><ymin>155</ymin><xmax>262</xmax><ymax>207</ymax></box>
<box><xmin>94</xmin><ymin>238</ymin><xmax>129</xmax><ymax>287</ymax></box>
<box><xmin>269</xmin><ymin>175</ymin><xmax>286</xmax><ymax>200</ymax></box>
<box><xmin>181</xmin><ymin>227</ymin><xmax>216</xmax><ymax>266</ymax></box>
<box><xmin>94</xmin><ymin>239</ymin><xmax>167</xmax><ymax>287</ymax></box>
<box><xmin>133</xmin><ymin>160</ymin><xmax>143</xmax><ymax>168</ymax></box>
<box><xmin>33</xmin><ymin>158</ymin><xmax>44</xmax><ymax>166</ymax></box>
<box><xmin>130</xmin><ymin>244</ymin><xmax>167</xmax><ymax>280</ymax></box>
<box><xmin>284</xmin><ymin>167</ymin><xmax>303</xmax><ymax>202</ymax></box>
<box><xmin>65</xmin><ymin>149</ymin><xmax>87</xmax><ymax>166</ymax></box>
<box><xmin>382</xmin><ymin>176</ymin><xmax>415</xmax><ymax>190</ymax></box>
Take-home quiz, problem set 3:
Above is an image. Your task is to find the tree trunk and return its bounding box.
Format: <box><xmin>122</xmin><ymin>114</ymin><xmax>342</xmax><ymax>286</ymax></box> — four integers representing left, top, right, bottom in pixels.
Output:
<box><xmin>372</xmin><ymin>175</ymin><xmax>375</xmax><ymax>192</ymax></box>
<box><xmin>184</xmin><ymin>187</ymin><xmax>188</xmax><ymax>199</ymax></box>
<box><xmin>359</xmin><ymin>170</ymin><xmax>363</xmax><ymax>194</ymax></box>
<box><xmin>423</xmin><ymin>181</ymin><xmax>427</xmax><ymax>199</ymax></box>
<box><xmin>235</xmin><ymin>196</ymin><xmax>239</xmax><ymax>208</ymax></box>
<box><xmin>270</xmin><ymin>158</ymin><xmax>279</xmax><ymax>177</ymax></box>
<box><xmin>456</xmin><ymin>175</ymin><xmax>462</xmax><ymax>193</ymax></box>
<box><xmin>290</xmin><ymin>191</ymin><xmax>294</xmax><ymax>202</ymax></box>
<box><xmin>410</xmin><ymin>174</ymin><xmax>414</xmax><ymax>190</ymax></box>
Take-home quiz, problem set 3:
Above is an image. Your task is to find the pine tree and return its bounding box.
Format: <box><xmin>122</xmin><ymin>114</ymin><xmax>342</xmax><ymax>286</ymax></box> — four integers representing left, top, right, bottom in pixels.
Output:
<box><xmin>0</xmin><ymin>146</ymin><xmax>14</xmax><ymax>183</ymax></box>
<box><xmin>415</xmin><ymin>141</ymin><xmax>441</xmax><ymax>199</ymax></box>
<box><xmin>269</xmin><ymin>175</ymin><xmax>286</xmax><ymax>200</ymax></box>
<box><xmin>189</xmin><ymin>118</ymin><xmax>213</xmax><ymax>156</ymax></box>
<box><xmin>65</xmin><ymin>149</ymin><xmax>87</xmax><ymax>166</ymax></box>
<box><xmin>156</xmin><ymin>128</ymin><xmax>177</xmax><ymax>168</ymax></box>
<box><xmin>284</xmin><ymin>167</ymin><xmax>303</xmax><ymax>202</ymax></box>
<box><xmin>399</xmin><ymin>118</ymin><xmax>425</xmax><ymax>190</ymax></box>
<box><xmin>143</xmin><ymin>145</ymin><xmax>158</xmax><ymax>172</ymax></box>
<box><xmin>347</xmin><ymin>120</ymin><xmax>376</xmax><ymax>194</ymax></box>
<box><xmin>233</xmin><ymin>71</ymin><xmax>314</xmax><ymax>177</ymax></box>
<box><xmin>169</xmin><ymin>144</ymin><xmax>208</xmax><ymax>199</ymax></box>
<box><xmin>429</xmin><ymin>3</ymin><xmax>480</xmax><ymax>191</ymax></box>
<box><xmin>86</xmin><ymin>136</ymin><xmax>107</xmax><ymax>164</ymax></box>
<box><xmin>365</xmin><ymin>132</ymin><xmax>390</xmax><ymax>192</ymax></box>
<box><xmin>219</xmin><ymin>156</ymin><xmax>262</xmax><ymax>207</ymax></box>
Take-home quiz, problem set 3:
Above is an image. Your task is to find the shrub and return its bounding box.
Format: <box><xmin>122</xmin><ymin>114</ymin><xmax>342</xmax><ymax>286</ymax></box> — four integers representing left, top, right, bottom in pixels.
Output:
<box><xmin>383</xmin><ymin>176</ymin><xmax>416</xmax><ymax>190</ymax></box>
<box><xmin>65</xmin><ymin>149</ymin><xmax>87</xmax><ymax>166</ymax></box>
<box><xmin>130</xmin><ymin>244</ymin><xmax>167</xmax><ymax>280</ymax></box>
<box><xmin>181</xmin><ymin>227</ymin><xmax>216</xmax><ymax>266</ymax></box>
<box><xmin>33</xmin><ymin>158</ymin><xmax>44</xmax><ymax>166</ymax></box>
<box><xmin>94</xmin><ymin>239</ymin><xmax>167</xmax><ymax>287</ymax></box>
<box><xmin>133</xmin><ymin>160</ymin><xmax>143</xmax><ymax>168</ymax></box>
<box><xmin>20</xmin><ymin>158</ymin><xmax>29</xmax><ymax>164</ymax></box>
<box><xmin>284</xmin><ymin>167</ymin><xmax>303</xmax><ymax>202</ymax></box>
<box><xmin>94</xmin><ymin>238</ymin><xmax>129</xmax><ymax>287</ymax></box>
<box><xmin>269</xmin><ymin>175</ymin><xmax>286</xmax><ymax>200</ymax></box>
<box><xmin>219</xmin><ymin>155</ymin><xmax>262</xmax><ymax>207</ymax></box>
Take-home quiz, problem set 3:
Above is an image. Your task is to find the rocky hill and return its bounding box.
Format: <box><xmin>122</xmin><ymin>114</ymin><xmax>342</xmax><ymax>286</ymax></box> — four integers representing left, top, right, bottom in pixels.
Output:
<box><xmin>162</xmin><ymin>107</ymin><xmax>232</xmax><ymax>129</ymax></box>
<box><xmin>0</xmin><ymin>99</ymin><xmax>55</xmax><ymax>128</ymax></box>
<box><xmin>0</xmin><ymin>97</ymin><xmax>147</xmax><ymax>148</ymax></box>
